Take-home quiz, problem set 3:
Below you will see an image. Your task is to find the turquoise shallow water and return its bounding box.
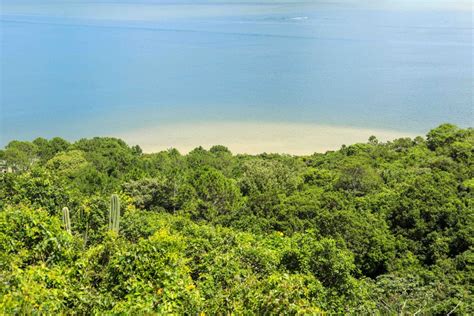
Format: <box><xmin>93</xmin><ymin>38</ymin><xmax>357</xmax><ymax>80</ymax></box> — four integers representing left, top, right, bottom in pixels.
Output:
<box><xmin>0</xmin><ymin>1</ymin><xmax>472</xmax><ymax>145</ymax></box>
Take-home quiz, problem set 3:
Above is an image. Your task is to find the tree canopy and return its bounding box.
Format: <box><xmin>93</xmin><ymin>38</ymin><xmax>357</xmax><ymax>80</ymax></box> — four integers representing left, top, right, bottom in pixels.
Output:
<box><xmin>0</xmin><ymin>124</ymin><xmax>473</xmax><ymax>314</ymax></box>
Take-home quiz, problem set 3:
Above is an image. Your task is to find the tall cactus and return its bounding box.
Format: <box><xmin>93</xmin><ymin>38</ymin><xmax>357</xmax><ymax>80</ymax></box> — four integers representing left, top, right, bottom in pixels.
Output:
<box><xmin>62</xmin><ymin>207</ymin><xmax>72</xmax><ymax>234</ymax></box>
<box><xmin>109</xmin><ymin>194</ymin><xmax>121</xmax><ymax>233</ymax></box>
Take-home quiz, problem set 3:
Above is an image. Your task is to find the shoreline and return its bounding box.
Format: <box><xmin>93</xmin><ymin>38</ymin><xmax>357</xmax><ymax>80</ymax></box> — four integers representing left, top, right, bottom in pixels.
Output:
<box><xmin>114</xmin><ymin>121</ymin><xmax>417</xmax><ymax>155</ymax></box>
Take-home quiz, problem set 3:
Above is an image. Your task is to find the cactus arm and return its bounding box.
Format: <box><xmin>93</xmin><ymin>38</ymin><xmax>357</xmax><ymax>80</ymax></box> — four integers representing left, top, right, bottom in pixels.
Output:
<box><xmin>110</xmin><ymin>194</ymin><xmax>121</xmax><ymax>233</ymax></box>
<box><xmin>62</xmin><ymin>207</ymin><xmax>72</xmax><ymax>234</ymax></box>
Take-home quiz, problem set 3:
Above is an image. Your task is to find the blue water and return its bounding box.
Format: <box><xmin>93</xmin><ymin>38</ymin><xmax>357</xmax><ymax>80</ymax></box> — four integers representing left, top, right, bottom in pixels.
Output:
<box><xmin>1</xmin><ymin>0</ymin><xmax>472</xmax><ymax>145</ymax></box>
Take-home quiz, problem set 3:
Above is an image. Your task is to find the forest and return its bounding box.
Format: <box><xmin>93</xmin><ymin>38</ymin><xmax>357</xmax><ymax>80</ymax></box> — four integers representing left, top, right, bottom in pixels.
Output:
<box><xmin>0</xmin><ymin>123</ymin><xmax>472</xmax><ymax>314</ymax></box>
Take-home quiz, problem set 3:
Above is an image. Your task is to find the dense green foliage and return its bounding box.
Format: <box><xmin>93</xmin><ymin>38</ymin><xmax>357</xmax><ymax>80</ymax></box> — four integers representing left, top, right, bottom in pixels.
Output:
<box><xmin>0</xmin><ymin>124</ymin><xmax>472</xmax><ymax>314</ymax></box>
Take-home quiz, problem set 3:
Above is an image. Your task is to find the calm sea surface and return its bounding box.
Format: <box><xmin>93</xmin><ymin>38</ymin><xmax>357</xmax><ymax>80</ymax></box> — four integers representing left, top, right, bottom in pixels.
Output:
<box><xmin>1</xmin><ymin>0</ymin><xmax>472</xmax><ymax>145</ymax></box>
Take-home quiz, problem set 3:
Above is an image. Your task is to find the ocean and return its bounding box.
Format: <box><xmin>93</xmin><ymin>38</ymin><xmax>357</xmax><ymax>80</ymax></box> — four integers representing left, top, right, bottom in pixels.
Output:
<box><xmin>0</xmin><ymin>0</ymin><xmax>472</xmax><ymax>149</ymax></box>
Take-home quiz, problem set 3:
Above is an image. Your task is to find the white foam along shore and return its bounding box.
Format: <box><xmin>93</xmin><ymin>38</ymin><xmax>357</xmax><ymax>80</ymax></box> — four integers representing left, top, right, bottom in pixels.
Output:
<box><xmin>115</xmin><ymin>121</ymin><xmax>417</xmax><ymax>155</ymax></box>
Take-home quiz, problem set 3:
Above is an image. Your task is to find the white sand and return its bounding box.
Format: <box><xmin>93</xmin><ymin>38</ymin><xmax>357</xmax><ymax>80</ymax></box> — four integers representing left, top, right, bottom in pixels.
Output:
<box><xmin>115</xmin><ymin>121</ymin><xmax>416</xmax><ymax>155</ymax></box>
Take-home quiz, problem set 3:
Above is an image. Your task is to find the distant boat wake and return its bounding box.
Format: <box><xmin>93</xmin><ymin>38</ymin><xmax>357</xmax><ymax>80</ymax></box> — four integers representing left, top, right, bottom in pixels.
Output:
<box><xmin>290</xmin><ymin>16</ymin><xmax>308</xmax><ymax>21</ymax></box>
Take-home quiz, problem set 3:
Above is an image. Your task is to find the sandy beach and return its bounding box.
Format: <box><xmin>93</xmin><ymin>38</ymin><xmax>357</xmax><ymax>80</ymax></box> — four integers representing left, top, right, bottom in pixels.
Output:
<box><xmin>115</xmin><ymin>121</ymin><xmax>416</xmax><ymax>155</ymax></box>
